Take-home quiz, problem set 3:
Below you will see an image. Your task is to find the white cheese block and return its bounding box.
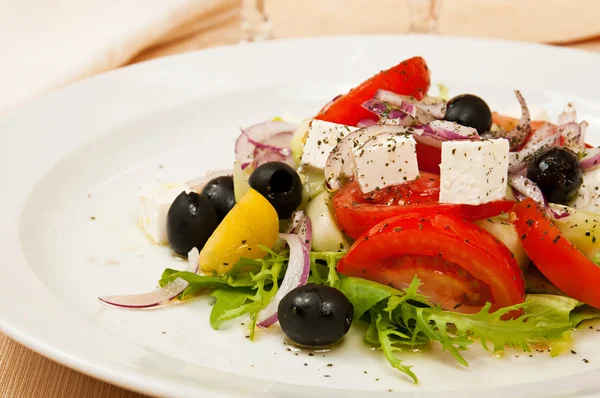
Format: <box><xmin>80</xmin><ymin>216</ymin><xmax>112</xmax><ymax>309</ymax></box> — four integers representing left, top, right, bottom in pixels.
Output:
<box><xmin>569</xmin><ymin>166</ymin><xmax>600</xmax><ymax>213</ymax></box>
<box><xmin>300</xmin><ymin>120</ymin><xmax>358</xmax><ymax>170</ymax></box>
<box><xmin>351</xmin><ymin>132</ymin><xmax>419</xmax><ymax>193</ymax></box>
<box><xmin>137</xmin><ymin>183</ymin><xmax>191</xmax><ymax>245</ymax></box>
<box><xmin>440</xmin><ymin>139</ymin><xmax>509</xmax><ymax>205</ymax></box>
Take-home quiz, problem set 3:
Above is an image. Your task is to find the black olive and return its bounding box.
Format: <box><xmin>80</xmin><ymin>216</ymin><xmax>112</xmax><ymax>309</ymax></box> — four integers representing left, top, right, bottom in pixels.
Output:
<box><xmin>201</xmin><ymin>176</ymin><xmax>235</xmax><ymax>221</ymax></box>
<box><xmin>444</xmin><ymin>94</ymin><xmax>492</xmax><ymax>134</ymax></box>
<box><xmin>248</xmin><ymin>162</ymin><xmax>302</xmax><ymax>219</ymax></box>
<box><xmin>278</xmin><ymin>284</ymin><xmax>353</xmax><ymax>347</ymax></box>
<box><xmin>167</xmin><ymin>191</ymin><xmax>219</xmax><ymax>256</ymax></box>
<box><xmin>527</xmin><ymin>147</ymin><xmax>583</xmax><ymax>204</ymax></box>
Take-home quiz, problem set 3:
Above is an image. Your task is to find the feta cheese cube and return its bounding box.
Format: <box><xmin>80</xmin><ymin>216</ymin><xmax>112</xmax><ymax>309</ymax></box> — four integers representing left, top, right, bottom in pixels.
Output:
<box><xmin>440</xmin><ymin>139</ymin><xmax>509</xmax><ymax>205</ymax></box>
<box><xmin>352</xmin><ymin>132</ymin><xmax>419</xmax><ymax>193</ymax></box>
<box><xmin>570</xmin><ymin>166</ymin><xmax>600</xmax><ymax>213</ymax></box>
<box><xmin>137</xmin><ymin>183</ymin><xmax>191</xmax><ymax>245</ymax></box>
<box><xmin>301</xmin><ymin>120</ymin><xmax>358</xmax><ymax>170</ymax></box>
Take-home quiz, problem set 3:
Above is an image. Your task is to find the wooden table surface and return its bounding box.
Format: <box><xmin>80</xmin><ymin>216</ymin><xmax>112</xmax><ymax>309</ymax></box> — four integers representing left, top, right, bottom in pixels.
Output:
<box><xmin>1</xmin><ymin>38</ymin><xmax>599</xmax><ymax>398</ymax></box>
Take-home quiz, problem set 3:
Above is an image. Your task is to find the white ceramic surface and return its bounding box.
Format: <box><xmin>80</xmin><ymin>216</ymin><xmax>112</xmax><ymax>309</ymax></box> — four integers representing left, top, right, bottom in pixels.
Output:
<box><xmin>2</xmin><ymin>36</ymin><xmax>600</xmax><ymax>398</ymax></box>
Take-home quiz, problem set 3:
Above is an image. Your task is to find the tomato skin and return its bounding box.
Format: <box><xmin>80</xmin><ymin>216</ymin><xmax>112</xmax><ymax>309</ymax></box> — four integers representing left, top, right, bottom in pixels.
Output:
<box><xmin>337</xmin><ymin>213</ymin><xmax>525</xmax><ymax>313</ymax></box>
<box><xmin>315</xmin><ymin>57</ymin><xmax>431</xmax><ymax>126</ymax></box>
<box><xmin>416</xmin><ymin>142</ymin><xmax>442</xmax><ymax>174</ymax></box>
<box><xmin>512</xmin><ymin>198</ymin><xmax>600</xmax><ymax>308</ymax></box>
<box><xmin>333</xmin><ymin>179</ymin><xmax>514</xmax><ymax>239</ymax></box>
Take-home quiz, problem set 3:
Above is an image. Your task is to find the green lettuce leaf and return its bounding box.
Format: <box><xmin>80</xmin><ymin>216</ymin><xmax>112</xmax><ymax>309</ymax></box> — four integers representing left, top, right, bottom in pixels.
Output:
<box><xmin>571</xmin><ymin>305</ymin><xmax>600</xmax><ymax>328</ymax></box>
<box><xmin>159</xmin><ymin>269</ymin><xmax>253</xmax><ymax>290</ymax></box>
<box><xmin>158</xmin><ymin>248</ymin><xmax>288</xmax><ymax>339</ymax></box>
<box><xmin>340</xmin><ymin>277</ymin><xmax>400</xmax><ymax>321</ymax></box>
<box><xmin>216</xmin><ymin>254</ymin><xmax>285</xmax><ymax>340</ymax></box>
<box><xmin>339</xmin><ymin>276</ymin><xmax>591</xmax><ymax>383</ymax></box>
<box><xmin>210</xmin><ymin>288</ymin><xmax>252</xmax><ymax>330</ymax></box>
<box><xmin>373</xmin><ymin>307</ymin><xmax>418</xmax><ymax>383</ymax></box>
<box><xmin>310</xmin><ymin>251</ymin><xmax>344</xmax><ymax>288</ymax></box>
<box><xmin>158</xmin><ymin>249</ymin><xmax>599</xmax><ymax>384</ymax></box>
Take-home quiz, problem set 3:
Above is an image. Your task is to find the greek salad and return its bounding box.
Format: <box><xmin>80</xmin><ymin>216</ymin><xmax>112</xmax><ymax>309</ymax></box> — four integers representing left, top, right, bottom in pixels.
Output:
<box><xmin>101</xmin><ymin>56</ymin><xmax>600</xmax><ymax>383</ymax></box>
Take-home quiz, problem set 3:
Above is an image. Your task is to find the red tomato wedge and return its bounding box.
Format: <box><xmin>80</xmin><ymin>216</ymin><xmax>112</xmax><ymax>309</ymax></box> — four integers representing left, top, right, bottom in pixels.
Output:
<box><xmin>333</xmin><ymin>178</ymin><xmax>515</xmax><ymax>239</ymax></box>
<box><xmin>512</xmin><ymin>198</ymin><xmax>600</xmax><ymax>308</ymax></box>
<box><xmin>337</xmin><ymin>213</ymin><xmax>525</xmax><ymax>313</ymax></box>
<box><xmin>315</xmin><ymin>57</ymin><xmax>431</xmax><ymax>126</ymax></box>
<box><xmin>415</xmin><ymin>141</ymin><xmax>442</xmax><ymax>174</ymax></box>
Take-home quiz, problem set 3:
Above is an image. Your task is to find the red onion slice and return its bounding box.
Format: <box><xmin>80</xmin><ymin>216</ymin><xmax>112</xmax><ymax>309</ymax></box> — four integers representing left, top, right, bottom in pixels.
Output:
<box><xmin>580</xmin><ymin>147</ymin><xmax>600</xmax><ymax>170</ymax></box>
<box><xmin>374</xmin><ymin>90</ymin><xmax>446</xmax><ymax>121</ymax></box>
<box><xmin>261</xmin><ymin>132</ymin><xmax>294</xmax><ymax>156</ymax></box>
<box><xmin>417</xmin><ymin>98</ymin><xmax>447</xmax><ymax>119</ymax></box>
<box><xmin>398</xmin><ymin>102</ymin><xmax>417</xmax><ymax>118</ymax></box>
<box><xmin>558</xmin><ymin>103</ymin><xmax>577</xmax><ymax>125</ymax></box>
<box><xmin>325</xmin><ymin>125</ymin><xmax>411</xmax><ymax>190</ymax></box>
<box><xmin>252</xmin><ymin>148</ymin><xmax>293</xmax><ymax>168</ymax></box>
<box><xmin>379</xmin><ymin>114</ymin><xmax>415</xmax><ymax>127</ymax></box>
<box><xmin>549</xmin><ymin>208</ymin><xmax>570</xmax><ymax>219</ymax></box>
<box><xmin>99</xmin><ymin>278</ymin><xmax>189</xmax><ymax>309</ymax></box>
<box><xmin>559</xmin><ymin>122</ymin><xmax>583</xmax><ymax>151</ymax></box>
<box><xmin>257</xmin><ymin>233</ymin><xmax>311</xmax><ymax>328</ymax></box>
<box><xmin>412</xmin><ymin>132</ymin><xmax>444</xmax><ymax>149</ymax></box>
<box><xmin>508</xmin><ymin>123</ymin><xmax>560</xmax><ymax>173</ymax></box>
<box><xmin>401</xmin><ymin>122</ymin><xmax>478</xmax><ymax>150</ymax></box>
<box><xmin>579</xmin><ymin>121</ymin><xmax>589</xmax><ymax>148</ymax></box>
<box><xmin>506</xmin><ymin>90</ymin><xmax>531</xmax><ymax>150</ymax></box>
<box><xmin>488</xmin><ymin>91</ymin><xmax>531</xmax><ymax>151</ymax></box>
<box><xmin>286</xmin><ymin>211</ymin><xmax>313</xmax><ymax>249</ymax></box>
<box><xmin>252</xmin><ymin>132</ymin><xmax>295</xmax><ymax>168</ymax></box>
<box><xmin>362</xmin><ymin>98</ymin><xmax>390</xmax><ymax>117</ymax></box>
<box><xmin>361</xmin><ymin>99</ymin><xmax>415</xmax><ymax>128</ymax></box>
<box><xmin>357</xmin><ymin>119</ymin><xmax>377</xmax><ymax>127</ymax></box>
<box><xmin>235</xmin><ymin>121</ymin><xmax>298</xmax><ymax>166</ymax></box>
<box><xmin>362</xmin><ymin>98</ymin><xmax>417</xmax><ymax>119</ymax></box>
<box><xmin>428</xmin><ymin>120</ymin><xmax>479</xmax><ymax>140</ymax></box>
<box><xmin>508</xmin><ymin>175</ymin><xmax>547</xmax><ymax>207</ymax></box>
<box><xmin>186</xmin><ymin>248</ymin><xmax>200</xmax><ymax>273</ymax></box>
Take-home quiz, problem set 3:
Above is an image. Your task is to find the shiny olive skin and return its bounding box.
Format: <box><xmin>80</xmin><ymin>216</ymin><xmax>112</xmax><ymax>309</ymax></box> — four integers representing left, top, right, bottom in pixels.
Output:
<box><xmin>444</xmin><ymin>94</ymin><xmax>493</xmax><ymax>134</ymax></box>
<box><xmin>248</xmin><ymin>162</ymin><xmax>302</xmax><ymax>219</ymax></box>
<box><xmin>201</xmin><ymin>176</ymin><xmax>235</xmax><ymax>221</ymax></box>
<box><xmin>167</xmin><ymin>191</ymin><xmax>219</xmax><ymax>256</ymax></box>
<box><xmin>527</xmin><ymin>147</ymin><xmax>583</xmax><ymax>204</ymax></box>
<box><xmin>278</xmin><ymin>284</ymin><xmax>354</xmax><ymax>347</ymax></box>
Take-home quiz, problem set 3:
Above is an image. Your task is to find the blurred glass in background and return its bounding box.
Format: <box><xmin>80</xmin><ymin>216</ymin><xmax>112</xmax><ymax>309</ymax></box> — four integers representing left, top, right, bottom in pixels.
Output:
<box><xmin>241</xmin><ymin>0</ymin><xmax>598</xmax><ymax>45</ymax></box>
<box><xmin>242</xmin><ymin>0</ymin><xmax>444</xmax><ymax>41</ymax></box>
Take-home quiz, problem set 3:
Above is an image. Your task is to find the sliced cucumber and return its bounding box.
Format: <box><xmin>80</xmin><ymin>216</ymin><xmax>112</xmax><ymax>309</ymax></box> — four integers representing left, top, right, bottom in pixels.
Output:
<box><xmin>299</xmin><ymin>170</ymin><xmax>326</xmax><ymax>210</ymax></box>
<box><xmin>291</xmin><ymin>117</ymin><xmax>312</xmax><ymax>167</ymax></box>
<box><xmin>233</xmin><ymin>161</ymin><xmax>252</xmax><ymax>202</ymax></box>
<box><xmin>549</xmin><ymin>203</ymin><xmax>600</xmax><ymax>260</ymax></box>
<box><xmin>305</xmin><ymin>190</ymin><xmax>349</xmax><ymax>252</ymax></box>
<box><xmin>475</xmin><ymin>215</ymin><xmax>529</xmax><ymax>269</ymax></box>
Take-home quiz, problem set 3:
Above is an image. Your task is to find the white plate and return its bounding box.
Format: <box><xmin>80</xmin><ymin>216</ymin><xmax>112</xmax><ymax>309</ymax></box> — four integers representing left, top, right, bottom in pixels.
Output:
<box><xmin>2</xmin><ymin>35</ymin><xmax>600</xmax><ymax>398</ymax></box>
